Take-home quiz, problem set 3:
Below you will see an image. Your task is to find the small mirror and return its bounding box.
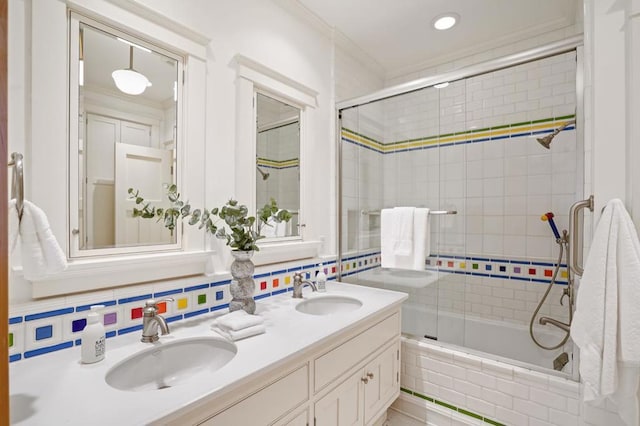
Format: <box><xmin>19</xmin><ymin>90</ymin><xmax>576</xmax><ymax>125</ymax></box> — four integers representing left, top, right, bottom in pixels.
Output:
<box><xmin>70</xmin><ymin>15</ymin><xmax>183</xmax><ymax>256</ymax></box>
<box><xmin>255</xmin><ymin>93</ymin><xmax>300</xmax><ymax>238</ymax></box>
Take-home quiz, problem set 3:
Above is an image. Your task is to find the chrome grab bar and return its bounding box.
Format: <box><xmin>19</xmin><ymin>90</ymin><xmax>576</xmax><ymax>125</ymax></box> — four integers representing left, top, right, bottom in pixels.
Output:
<box><xmin>568</xmin><ymin>195</ymin><xmax>594</xmax><ymax>276</ymax></box>
<box><xmin>8</xmin><ymin>152</ymin><xmax>24</xmax><ymax>221</ymax></box>
<box><xmin>361</xmin><ymin>209</ymin><xmax>457</xmax><ymax>216</ymax></box>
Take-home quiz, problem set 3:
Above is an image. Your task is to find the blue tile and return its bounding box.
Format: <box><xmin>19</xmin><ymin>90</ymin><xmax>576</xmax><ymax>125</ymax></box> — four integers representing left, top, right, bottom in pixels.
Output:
<box><xmin>106</xmin><ymin>331</ymin><xmax>117</xmax><ymax>338</ymax></box>
<box><xmin>271</xmin><ymin>289</ymin><xmax>288</xmax><ymax>296</ymax></box>
<box><xmin>71</xmin><ymin>318</ymin><xmax>86</xmax><ymax>333</ymax></box>
<box><xmin>75</xmin><ymin>339</ymin><xmax>81</xmax><ymax>346</ymax></box>
<box><xmin>24</xmin><ymin>341</ymin><xmax>73</xmax><ymax>359</ymax></box>
<box><xmin>118</xmin><ymin>325</ymin><xmax>143</xmax><ymax>335</ymax></box>
<box><xmin>211</xmin><ymin>303</ymin><xmax>230</xmax><ymax>312</ymax></box>
<box><xmin>271</xmin><ymin>269</ymin><xmax>287</xmax><ymax>275</ymax></box>
<box><xmin>9</xmin><ymin>316</ymin><xmax>22</xmax><ymax>325</ymax></box>
<box><xmin>216</xmin><ymin>291</ymin><xmax>224</xmax><ymax>301</ymax></box>
<box><xmin>211</xmin><ymin>280</ymin><xmax>231</xmax><ymax>287</ymax></box>
<box><xmin>254</xmin><ymin>272</ymin><xmax>271</xmax><ymax>279</ymax></box>
<box><xmin>154</xmin><ymin>289</ymin><xmax>183</xmax><ymax>298</ymax></box>
<box><xmin>25</xmin><ymin>308</ymin><xmax>74</xmax><ymax>321</ymax></box>
<box><xmin>9</xmin><ymin>354</ymin><xmax>22</xmax><ymax>362</ymax></box>
<box><xmin>184</xmin><ymin>309</ymin><xmax>209</xmax><ymax>319</ymax></box>
<box><xmin>35</xmin><ymin>325</ymin><xmax>53</xmax><ymax>341</ymax></box>
<box><xmin>287</xmin><ymin>266</ymin><xmax>302</xmax><ymax>272</ymax></box>
<box><xmin>499</xmin><ymin>266</ymin><xmax>507</xmax><ymax>272</ymax></box>
<box><xmin>185</xmin><ymin>283</ymin><xmax>210</xmax><ymax>292</ymax></box>
<box><xmin>166</xmin><ymin>314</ymin><xmax>183</xmax><ymax>323</ymax></box>
<box><xmin>76</xmin><ymin>300</ymin><xmax>117</xmax><ymax>312</ymax></box>
<box><xmin>117</xmin><ymin>294</ymin><xmax>152</xmax><ymax>305</ymax></box>
<box><xmin>485</xmin><ymin>265</ymin><xmax>492</xmax><ymax>271</ymax></box>
<box><xmin>254</xmin><ymin>294</ymin><xmax>270</xmax><ymax>300</ymax></box>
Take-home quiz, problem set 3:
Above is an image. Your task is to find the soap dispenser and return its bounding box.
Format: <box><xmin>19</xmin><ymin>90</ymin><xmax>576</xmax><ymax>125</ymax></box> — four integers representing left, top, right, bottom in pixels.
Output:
<box><xmin>81</xmin><ymin>305</ymin><xmax>106</xmax><ymax>364</ymax></box>
<box><xmin>316</xmin><ymin>268</ymin><xmax>327</xmax><ymax>292</ymax></box>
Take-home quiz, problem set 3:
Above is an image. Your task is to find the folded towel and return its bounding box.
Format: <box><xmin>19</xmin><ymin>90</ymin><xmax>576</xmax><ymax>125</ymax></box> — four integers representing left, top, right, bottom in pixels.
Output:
<box><xmin>212</xmin><ymin>309</ymin><xmax>264</xmax><ymax>331</ymax></box>
<box><xmin>392</xmin><ymin>207</ymin><xmax>415</xmax><ymax>255</ymax></box>
<box><xmin>571</xmin><ymin>199</ymin><xmax>640</xmax><ymax>426</ymax></box>
<box><xmin>211</xmin><ymin>324</ymin><xmax>266</xmax><ymax>341</ymax></box>
<box><xmin>381</xmin><ymin>207</ymin><xmax>430</xmax><ymax>271</ymax></box>
<box><xmin>17</xmin><ymin>200</ymin><xmax>67</xmax><ymax>280</ymax></box>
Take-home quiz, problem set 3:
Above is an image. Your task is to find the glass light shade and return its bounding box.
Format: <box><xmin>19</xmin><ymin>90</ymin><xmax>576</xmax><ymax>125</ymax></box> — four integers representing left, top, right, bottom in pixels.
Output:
<box><xmin>111</xmin><ymin>68</ymin><xmax>152</xmax><ymax>95</ymax></box>
<box><xmin>433</xmin><ymin>14</ymin><xmax>458</xmax><ymax>30</ymax></box>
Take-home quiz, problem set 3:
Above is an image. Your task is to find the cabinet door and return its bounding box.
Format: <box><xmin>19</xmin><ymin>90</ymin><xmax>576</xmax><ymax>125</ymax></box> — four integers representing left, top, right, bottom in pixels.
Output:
<box><xmin>363</xmin><ymin>342</ymin><xmax>399</xmax><ymax>425</ymax></box>
<box><xmin>274</xmin><ymin>408</ymin><xmax>308</xmax><ymax>426</ymax></box>
<box><xmin>315</xmin><ymin>370</ymin><xmax>364</xmax><ymax>426</ymax></box>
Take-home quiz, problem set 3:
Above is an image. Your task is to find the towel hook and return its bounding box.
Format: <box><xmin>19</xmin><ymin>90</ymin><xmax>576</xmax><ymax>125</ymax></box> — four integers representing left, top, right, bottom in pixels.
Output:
<box><xmin>8</xmin><ymin>152</ymin><xmax>24</xmax><ymax>221</ymax></box>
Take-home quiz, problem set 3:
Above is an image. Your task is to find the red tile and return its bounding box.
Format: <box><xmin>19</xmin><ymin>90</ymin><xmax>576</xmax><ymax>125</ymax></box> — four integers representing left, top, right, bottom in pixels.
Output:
<box><xmin>447</xmin><ymin>261</ymin><xmax>454</xmax><ymax>267</ymax></box>
<box><xmin>131</xmin><ymin>307</ymin><xmax>143</xmax><ymax>320</ymax></box>
<box><xmin>332</xmin><ymin>266</ymin><xmax>336</xmax><ymax>273</ymax></box>
<box><xmin>260</xmin><ymin>281</ymin><xmax>267</xmax><ymax>291</ymax></box>
<box><xmin>272</xmin><ymin>278</ymin><xmax>279</xmax><ymax>288</ymax></box>
<box><xmin>528</xmin><ymin>268</ymin><xmax>536</xmax><ymax>275</ymax></box>
<box><xmin>437</xmin><ymin>260</ymin><xmax>442</xmax><ymax>266</ymax></box>
<box><xmin>544</xmin><ymin>269</ymin><xmax>553</xmax><ymax>277</ymax></box>
<box><xmin>157</xmin><ymin>302</ymin><xmax>167</xmax><ymax>314</ymax></box>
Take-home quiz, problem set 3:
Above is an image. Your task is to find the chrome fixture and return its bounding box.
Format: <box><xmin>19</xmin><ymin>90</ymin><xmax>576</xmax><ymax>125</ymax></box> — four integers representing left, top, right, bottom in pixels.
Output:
<box><xmin>569</xmin><ymin>195</ymin><xmax>594</xmax><ymax>276</ymax></box>
<box><xmin>536</xmin><ymin>119</ymin><xmax>576</xmax><ymax>149</ymax></box>
<box><xmin>141</xmin><ymin>298</ymin><xmax>173</xmax><ymax>343</ymax></box>
<box><xmin>256</xmin><ymin>166</ymin><xmax>270</xmax><ymax>181</ymax></box>
<box><xmin>361</xmin><ymin>209</ymin><xmax>457</xmax><ymax>216</ymax></box>
<box><xmin>292</xmin><ymin>272</ymin><xmax>317</xmax><ymax>298</ymax></box>
<box><xmin>8</xmin><ymin>152</ymin><xmax>24</xmax><ymax>220</ymax></box>
<box><xmin>553</xmin><ymin>352</ymin><xmax>570</xmax><ymax>371</ymax></box>
<box><xmin>539</xmin><ymin>316</ymin><xmax>571</xmax><ymax>333</ymax></box>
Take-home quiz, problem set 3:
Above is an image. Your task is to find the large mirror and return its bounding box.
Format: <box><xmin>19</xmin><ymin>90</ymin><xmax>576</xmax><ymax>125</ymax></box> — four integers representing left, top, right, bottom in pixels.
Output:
<box><xmin>255</xmin><ymin>93</ymin><xmax>301</xmax><ymax>238</ymax></box>
<box><xmin>69</xmin><ymin>14</ymin><xmax>183</xmax><ymax>257</ymax></box>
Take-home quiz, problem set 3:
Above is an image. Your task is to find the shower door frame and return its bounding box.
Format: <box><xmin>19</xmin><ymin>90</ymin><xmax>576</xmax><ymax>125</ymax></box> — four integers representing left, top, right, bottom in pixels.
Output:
<box><xmin>336</xmin><ymin>36</ymin><xmax>585</xmax><ymax>382</ymax></box>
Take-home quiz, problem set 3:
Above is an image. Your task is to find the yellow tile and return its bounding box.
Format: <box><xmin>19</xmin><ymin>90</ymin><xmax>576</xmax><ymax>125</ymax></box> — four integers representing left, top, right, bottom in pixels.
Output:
<box><xmin>561</xmin><ymin>270</ymin><xmax>568</xmax><ymax>278</ymax></box>
<box><xmin>460</xmin><ymin>262</ymin><xmax>466</xmax><ymax>269</ymax></box>
<box><xmin>177</xmin><ymin>298</ymin><xmax>188</xmax><ymax>310</ymax></box>
<box><xmin>284</xmin><ymin>276</ymin><xmax>291</xmax><ymax>285</ymax></box>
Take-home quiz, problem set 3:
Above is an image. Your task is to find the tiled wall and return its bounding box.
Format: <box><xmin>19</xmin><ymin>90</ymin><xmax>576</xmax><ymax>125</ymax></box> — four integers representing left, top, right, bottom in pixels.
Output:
<box><xmin>8</xmin><ymin>257</ymin><xmax>341</xmax><ymax>363</ymax></box>
<box><xmin>396</xmin><ymin>339</ymin><xmax>625</xmax><ymax>426</ymax></box>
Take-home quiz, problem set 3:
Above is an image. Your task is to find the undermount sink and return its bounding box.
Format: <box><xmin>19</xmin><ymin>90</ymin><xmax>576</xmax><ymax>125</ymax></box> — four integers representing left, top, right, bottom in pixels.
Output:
<box><xmin>105</xmin><ymin>336</ymin><xmax>237</xmax><ymax>392</ymax></box>
<box><xmin>296</xmin><ymin>295</ymin><xmax>362</xmax><ymax>315</ymax></box>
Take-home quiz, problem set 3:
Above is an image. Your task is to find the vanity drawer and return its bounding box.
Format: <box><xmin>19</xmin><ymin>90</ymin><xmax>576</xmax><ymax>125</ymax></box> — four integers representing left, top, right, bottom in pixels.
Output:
<box><xmin>314</xmin><ymin>312</ymin><xmax>399</xmax><ymax>392</ymax></box>
<box><xmin>199</xmin><ymin>364</ymin><xmax>309</xmax><ymax>426</ymax></box>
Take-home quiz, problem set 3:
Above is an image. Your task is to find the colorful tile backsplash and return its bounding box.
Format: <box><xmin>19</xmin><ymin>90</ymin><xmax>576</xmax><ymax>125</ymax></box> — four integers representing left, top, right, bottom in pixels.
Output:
<box><xmin>7</xmin><ymin>258</ymin><xmax>339</xmax><ymax>363</ymax></box>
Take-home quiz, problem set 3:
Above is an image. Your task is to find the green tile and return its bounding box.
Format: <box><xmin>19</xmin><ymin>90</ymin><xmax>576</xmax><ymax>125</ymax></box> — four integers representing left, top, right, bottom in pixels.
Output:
<box><xmin>8</xmin><ymin>332</ymin><xmax>13</xmax><ymax>348</ymax></box>
<box><xmin>490</xmin><ymin>124</ymin><xmax>510</xmax><ymax>130</ymax></box>
<box><xmin>412</xmin><ymin>391</ymin><xmax>433</xmax><ymax>403</ymax></box>
<box><xmin>400</xmin><ymin>387</ymin><xmax>413</xmax><ymax>395</ymax></box>
<box><xmin>484</xmin><ymin>418</ymin><xmax>506</xmax><ymax>426</ymax></box>
<box><xmin>434</xmin><ymin>399</ymin><xmax>457</xmax><ymax>411</ymax></box>
<box><xmin>472</xmin><ymin>263</ymin><xmax>479</xmax><ymax>270</ymax></box>
<box><xmin>458</xmin><ymin>409</ymin><xmax>483</xmax><ymax>420</ymax></box>
<box><xmin>510</xmin><ymin>120</ymin><xmax>532</xmax><ymax>127</ymax></box>
<box><xmin>555</xmin><ymin>114</ymin><xmax>576</xmax><ymax>120</ymax></box>
<box><xmin>198</xmin><ymin>294</ymin><xmax>207</xmax><ymax>305</ymax></box>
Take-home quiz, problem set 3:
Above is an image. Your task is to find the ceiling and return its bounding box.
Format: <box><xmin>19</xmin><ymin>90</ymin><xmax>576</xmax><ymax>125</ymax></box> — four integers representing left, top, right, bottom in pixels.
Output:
<box><xmin>297</xmin><ymin>0</ymin><xmax>580</xmax><ymax>78</ymax></box>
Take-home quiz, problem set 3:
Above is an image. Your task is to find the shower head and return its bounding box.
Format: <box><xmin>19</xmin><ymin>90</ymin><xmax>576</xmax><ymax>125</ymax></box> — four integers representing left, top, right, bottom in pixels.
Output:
<box><xmin>256</xmin><ymin>166</ymin><xmax>270</xmax><ymax>180</ymax></box>
<box><xmin>536</xmin><ymin>119</ymin><xmax>576</xmax><ymax>149</ymax></box>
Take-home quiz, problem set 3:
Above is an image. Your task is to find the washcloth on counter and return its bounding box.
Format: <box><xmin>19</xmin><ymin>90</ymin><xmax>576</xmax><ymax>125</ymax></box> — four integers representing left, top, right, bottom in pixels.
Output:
<box><xmin>211</xmin><ymin>310</ymin><xmax>266</xmax><ymax>341</ymax></box>
<box><xmin>10</xmin><ymin>199</ymin><xmax>67</xmax><ymax>280</ymax></box>
<box><xmin>571</xmin><ymin>199</ymin><xmax>640</xmax><ymax>426</ymax></box>
<box><xmin>381</xmin><ymin>207</ymin><xmax>430</xmax><ymax>271</ymax></box>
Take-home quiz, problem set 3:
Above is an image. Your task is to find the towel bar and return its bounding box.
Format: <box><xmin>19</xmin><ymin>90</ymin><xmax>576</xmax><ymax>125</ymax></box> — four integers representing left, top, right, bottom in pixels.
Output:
<box><xmin>7</xmin><ymin>152</ymin><xmax>24</xmax><ymax>220</ymax></box>
<box><xmin>569</xmin><ymin>195</ymin><xmax>594</xmax><ymax>276</ymax></box>
<box><xmin>361</xmin><ymin>209</ymin><xmax>457</xmax><ymax>216</ymax></box>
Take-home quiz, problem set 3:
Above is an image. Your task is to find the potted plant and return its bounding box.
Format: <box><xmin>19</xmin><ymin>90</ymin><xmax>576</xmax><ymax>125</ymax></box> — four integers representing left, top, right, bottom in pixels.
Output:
<box><xmin>128</xmin><ymin>185</ymin><xmax>292</xmax><ymax>314</ymax></box>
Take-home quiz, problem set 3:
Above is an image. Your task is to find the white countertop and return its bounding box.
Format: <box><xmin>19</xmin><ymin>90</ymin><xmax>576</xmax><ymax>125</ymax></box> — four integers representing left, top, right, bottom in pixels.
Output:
<box><xmin>10</xmin><ymin>282</ymin><xmax>407</xmax><ymax>425</ymax></box>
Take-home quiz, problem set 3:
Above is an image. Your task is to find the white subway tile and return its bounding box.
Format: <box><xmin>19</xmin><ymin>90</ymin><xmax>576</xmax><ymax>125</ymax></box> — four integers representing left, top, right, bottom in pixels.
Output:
<box><xmin>495</xmin><ymin>406</ymin><xmax>529</xmax><ymax>426</ymax></box>
<box><xmin>439</xmin><ymin>386</ymin><xmax>467</xmax><ymax>408</ymax></box>
<box><xmin>482</xmin><ymin>387</ymin><xmax>514</xmax><ymax>409</ymax></box>
<box><xmin>495</xmin><ymin>377</ymin><xmax>530</xmax><ymax>399</ymax></box>
<box><xmin>466</xmin><ymin>395</ymin><xmax>497</xmax><ymax>418</ymax></box>
<box><xmin>466</xmin><ymin>369</ymin><xmax>497</xmax><ymax>389</ymax></box>
<box><xmin>513</xmin><ymin>397</ymin><xmax>549</xmax><ymax>421</ymax></box>
<box><xmin>530</xmin><ymin>386</ymin><xmax>568</xmax><ymax>411</ymax></box>
<box><xmin>549</xmin><ymin>407</ymin><xmax>579</xmax><ymax>426</ymax></box>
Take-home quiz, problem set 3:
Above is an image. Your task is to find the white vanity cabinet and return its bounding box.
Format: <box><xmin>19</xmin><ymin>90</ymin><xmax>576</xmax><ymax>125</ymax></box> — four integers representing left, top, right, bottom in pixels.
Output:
<box><xmin>168</xmin><ymin>308</ymin><xmax>402</xmax><ymax>426</ymax></box>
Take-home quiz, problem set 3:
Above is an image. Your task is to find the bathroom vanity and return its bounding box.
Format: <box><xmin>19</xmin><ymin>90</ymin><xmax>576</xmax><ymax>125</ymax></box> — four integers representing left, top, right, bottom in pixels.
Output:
<box><xmin>9</xmin><ymin>282</ymin><xmax>407</xmax><ymax>425</ymax></box>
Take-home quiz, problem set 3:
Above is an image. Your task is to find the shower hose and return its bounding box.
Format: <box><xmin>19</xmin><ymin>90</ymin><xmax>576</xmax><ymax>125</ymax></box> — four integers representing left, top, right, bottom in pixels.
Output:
<box><xmin>528</xmin><ymin>235</ymin><xmax>572</xmax><ymax>350</ymax></box>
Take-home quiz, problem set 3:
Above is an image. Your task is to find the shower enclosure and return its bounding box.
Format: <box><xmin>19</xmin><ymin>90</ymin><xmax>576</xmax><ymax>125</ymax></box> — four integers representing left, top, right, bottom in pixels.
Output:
<box><xmin>337</xmin><ymin>39</ymin><xmax>584</xmax><ymax>377</ymax></box>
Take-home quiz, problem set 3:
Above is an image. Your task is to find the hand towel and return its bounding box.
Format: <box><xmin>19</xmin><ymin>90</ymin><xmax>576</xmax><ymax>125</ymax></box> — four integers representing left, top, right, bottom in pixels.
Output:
<box><xmin>262</xmin><ymin>216</ymin><xmax>286</xmax><ymax>238</ymax></box>
<box><xmin>212</xmin><ymin>309</ymin><xmax>265</xmax><ymax>331</ymax></box>
<box><xmin>8</xmin><ymin>200</ymin><xmax>19</xmax><ymax>254</ymax></box>
<box><xmin>212</xmin><ymin>324</ymin><xmax>266</xmax><ymax>341</ymax></box>
<box><xmin>570</xmin><ymin>199</ymin><xmax>640</xmax><ymax>426</ymax></box>
<box><xmin>19</xmin><ymin>200</ymin><xmax>67</xmax><ymax>280</ymax></box>
<box><xmin>381</xmin><ymin>207</ymin><xmax>430</xmax><ymax>271</ymax></box>
<box><xmin>392</xmin><ymin>207</ymin><xmax>415</xmax><ymax>255</ymax></box>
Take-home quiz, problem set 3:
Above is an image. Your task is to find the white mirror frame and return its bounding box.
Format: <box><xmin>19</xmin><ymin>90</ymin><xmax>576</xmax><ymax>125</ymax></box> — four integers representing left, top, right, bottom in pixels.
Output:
<box><xmin>68</xmin><ymin>12</ymin><xmax>185</xmax><ymax>258</ymax></box>
<box><xmin>26</xmin><ymin>0</ymin><xmax>210</xmax><ymax>298</ymax></box>
<box><xmin>234</xmin><ymin>55</ymin><xmax>321</xmax><ymax>265</ymax></box>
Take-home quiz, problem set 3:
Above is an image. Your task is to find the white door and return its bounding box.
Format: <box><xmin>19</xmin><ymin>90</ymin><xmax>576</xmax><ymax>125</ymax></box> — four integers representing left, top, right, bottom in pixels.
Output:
<box><xmin>363</xmin><ymin>342</ymin><xmax>399</xmax><ymax>425</ymax></box>
<box><xmin>114</xmin><ymin>143</ymin><xmax>173</xmax><ymax>246</ymax></box>
<box><xmin>120</xmin><ymin>120</ymin><xmax>152</xmax><ymax>146</ymax></box>
<box><xmin>315</xmin><ymin>370</ymin><xmax>364</xmax><ymax>426</ymax></box>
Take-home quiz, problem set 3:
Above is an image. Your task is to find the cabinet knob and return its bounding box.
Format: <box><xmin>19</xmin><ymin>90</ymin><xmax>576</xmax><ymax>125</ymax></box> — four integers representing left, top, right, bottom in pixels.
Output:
<box><xmin>361</xmin><ymin>377</ymin><xmax>369</xmax><ymax>384</ymax></box>
<box><xmin>366</xmin><ymin>372</ymin><xmax>374</xmax><ymax>379</ymax></box>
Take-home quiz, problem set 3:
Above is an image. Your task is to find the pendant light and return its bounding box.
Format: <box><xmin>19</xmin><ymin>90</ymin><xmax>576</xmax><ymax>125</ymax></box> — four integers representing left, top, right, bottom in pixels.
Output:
<box><xmin>112</xmin><ymin>46</ymin><xmax>152</xmax><ymax>95</ymax></box>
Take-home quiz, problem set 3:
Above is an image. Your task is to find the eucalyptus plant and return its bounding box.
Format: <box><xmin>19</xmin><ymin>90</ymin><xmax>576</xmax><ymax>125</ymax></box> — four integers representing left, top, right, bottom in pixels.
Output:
<box><xmin>128</xmin><ymin>185</ymin><xmax>292</xmax><ymax>251</ymax></box>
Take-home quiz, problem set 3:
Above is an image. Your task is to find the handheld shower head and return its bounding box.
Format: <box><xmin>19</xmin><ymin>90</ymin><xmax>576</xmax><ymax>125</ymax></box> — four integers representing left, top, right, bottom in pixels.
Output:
<box><xmin>536</xmin><ymin>119</ymin><xmax>576</xmax><ymax>149</ymax></box>
<box><xmin>256</xmin><ymin>166</ymin><xmax>270</xmax><ymax>181</ymax></box>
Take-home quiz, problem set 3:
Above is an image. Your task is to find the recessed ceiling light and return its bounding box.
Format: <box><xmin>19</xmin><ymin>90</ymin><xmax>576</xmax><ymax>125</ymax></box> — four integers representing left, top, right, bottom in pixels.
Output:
<box><xmin>433</xmin><ymin>13</ymin><xmax>459</xmax><ymax>31</ymax></box>
<box><xmin>434</xmin><ymin>82</ymin><xmax>449</xmax><ymax>89</ymax></box>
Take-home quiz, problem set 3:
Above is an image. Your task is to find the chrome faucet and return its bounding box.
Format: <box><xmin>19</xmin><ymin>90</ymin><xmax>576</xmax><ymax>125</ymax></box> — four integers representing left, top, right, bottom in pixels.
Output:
<box><xmin>141</xmin><ymin>298</ymin><xmax>173</xmax><ymax>343</ymax></box>
<box><xmin>292</xmin><ymin>272</ymin><xmax>317</xmax><ymax>298</ymax></box>
<box><xmin>539</xmin><ymin>316</ymin><xmax>571</xmax><ymax>333</ymax></box>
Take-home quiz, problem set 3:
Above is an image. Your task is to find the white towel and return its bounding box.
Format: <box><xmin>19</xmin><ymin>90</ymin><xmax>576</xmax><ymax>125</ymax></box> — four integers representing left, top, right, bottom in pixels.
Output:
<box><xmin>381</xmin><ymin>207</ymin><xmax>430</xmax><ymax>271</ymax></box>
<box><xmin>212</xmin><ymin>324</ymin><xmax>266</xmax><ymax>341</ymax></box>
<box><xmin>392</xmin><ymin>207</ymin><xmax>415</xmax><ymax>255</ymax></box>
<box><xmin>262</xmin><ymin>216</ymin><xmax>286</xmax><ymax>238</ymax></box>
<box><xmin>8</xmin><ymin>200</ymin><xmax>19</xmax><ymax>253</ymax></box>
<box><xmin>211</xmin><ymin>309</ymin><xmax>264</xmax><ymax>331</ymax></box>
<box><xmin>571</xmin><ymin>199</ymin><xmax>640</xmax><ymax>426</ymax></box>
<box><xmin>16</xmin><ymin>200</ymin><xmax>67</xmax><ymax>280</ymax></box>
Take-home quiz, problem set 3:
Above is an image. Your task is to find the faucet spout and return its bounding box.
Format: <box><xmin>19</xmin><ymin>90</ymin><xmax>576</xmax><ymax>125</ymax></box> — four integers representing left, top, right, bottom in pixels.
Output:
<box><xmin>292</xmin><ymin>272</ymin><xmax>318</xmax><ymax>298</ymax></box>
<box><xmin>539</xmin><ymin>316</ymin><xmax>571</xmax><ymax>333</ymax></box>
<box><xmin>141</xmin><ymin>298</ymin><xmax>173</xmax><ymax>343</ymax></box>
